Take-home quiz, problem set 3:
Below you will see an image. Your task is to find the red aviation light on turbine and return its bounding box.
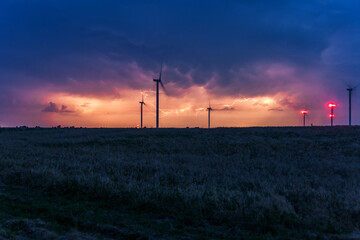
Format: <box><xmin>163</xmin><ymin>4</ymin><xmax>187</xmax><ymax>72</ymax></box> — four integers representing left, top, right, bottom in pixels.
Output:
<box><xmin>301</xmin><ymin>110</ymin><xmax>308</xmax><ymax>114</ymax></box>
<box><xmin>328</xmin><ymin>102</ymin><xmax>336</xmax><ymax>126</ymax></box>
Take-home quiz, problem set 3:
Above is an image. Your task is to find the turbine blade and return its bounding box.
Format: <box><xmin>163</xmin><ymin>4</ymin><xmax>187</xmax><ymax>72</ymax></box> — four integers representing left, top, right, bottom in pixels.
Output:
<box><xmin>159</xmin><ymin>63</ymin><xmax>163</xmax><ymax>81</ymax></box>
<box><xmin>160</xmin><ymin>80</ymin><xmax>167</xmax><ymax>95</ymax></box>
<box><xmin>340</xmin><ymin>78</ymin><xmax>351</xmax><ymax>88</ymax></box>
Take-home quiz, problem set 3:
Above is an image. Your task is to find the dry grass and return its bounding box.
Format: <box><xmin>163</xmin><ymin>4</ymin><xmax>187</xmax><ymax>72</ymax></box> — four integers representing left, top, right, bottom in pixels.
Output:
<box><xmin>1</xmin><ymin>127</ymin><xmax>360</xmax><ymax>239</ymax></box>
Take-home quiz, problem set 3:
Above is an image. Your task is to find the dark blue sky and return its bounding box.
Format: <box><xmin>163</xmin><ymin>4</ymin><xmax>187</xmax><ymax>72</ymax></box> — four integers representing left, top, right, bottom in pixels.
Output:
<box><xmin>1</xmin><ymin>0</ymin><xmax>360</xmax><ymax>126</ymax></box>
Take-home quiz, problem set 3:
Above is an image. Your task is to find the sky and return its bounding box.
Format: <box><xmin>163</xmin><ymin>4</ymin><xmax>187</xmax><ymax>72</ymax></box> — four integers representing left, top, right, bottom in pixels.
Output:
<box><xmin>1</xmin><ymin>0</ymin><xmax>360</xmax><ymax>128</ymax></box>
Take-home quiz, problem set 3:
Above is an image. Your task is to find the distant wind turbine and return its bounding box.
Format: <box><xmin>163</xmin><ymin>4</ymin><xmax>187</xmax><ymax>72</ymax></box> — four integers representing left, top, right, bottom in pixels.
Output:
<box><xmin>328</xmin><ymin>103</ymin><xmax>337</xmax><ymax>127</ymax></box>
<box><xmin>207</xmin><ymin>103</ymin><xmax>212</xmax><ymax>129</ymax></box>
<box><xmin>139</xmin><ymin>95</ymin><xmax>145</xmax><ymax>128</ymax></box>
<box><xmin>346</xmin><ymin>84</ymin><xmax>359</xmax><ymax>126</ymax></box>
<box><xmin>347</xmin><ymin>88</ymin><xmax>352</xmax><ymax>126</ymax></box>
<box><xmin>153</xmin><ymin>64</ymin><xmax>166</xmax><ymax>128</ymax></box>
<box><xmin>301</xmin><ymin>110</ymin><xmax>308</xmax><ymax>127</ymax></box>
<box><xmin>342</xmin><ymin>79</ymin><xmax>359</xmax><ymax>126</ymax></box>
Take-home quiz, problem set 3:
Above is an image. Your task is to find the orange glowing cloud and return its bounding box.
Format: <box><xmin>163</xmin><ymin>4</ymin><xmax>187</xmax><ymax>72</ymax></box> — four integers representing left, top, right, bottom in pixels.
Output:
<box><xmin>34</xmin><ymin>86</ymin><xmax>308</xmax><ymax>128</ymax></box>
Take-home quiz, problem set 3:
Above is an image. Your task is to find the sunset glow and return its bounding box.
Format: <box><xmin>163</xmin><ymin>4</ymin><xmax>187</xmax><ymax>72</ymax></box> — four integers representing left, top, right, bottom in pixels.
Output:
<box><xmin>33</xmin><ymin>87</ymin><xmax>302</xmax><ymax>128</ymax></box>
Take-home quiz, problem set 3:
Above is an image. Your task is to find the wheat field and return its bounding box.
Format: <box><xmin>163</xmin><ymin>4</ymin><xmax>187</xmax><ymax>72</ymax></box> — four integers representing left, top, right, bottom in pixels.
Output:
<box><xmin>1</xmin><ymin>127</ymin><xmax>360</xmax><ymax>239</ymax></box>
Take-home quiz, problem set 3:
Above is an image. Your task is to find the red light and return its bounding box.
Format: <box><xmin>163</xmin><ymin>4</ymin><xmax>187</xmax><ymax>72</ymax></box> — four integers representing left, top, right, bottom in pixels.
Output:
<box><xmin>328</xmin><ymin>103</ymin><xmax>337</xmax><ymax>108</ymax></box>
<box><xmin>301</xmin><ymin>110</ymin><xmax>308</xmax><ymax>114</ymax></box>
<box><xmin>329</xmin><ymin>114</ymin><xmax>335</xmax><ymax>118</ymax></box>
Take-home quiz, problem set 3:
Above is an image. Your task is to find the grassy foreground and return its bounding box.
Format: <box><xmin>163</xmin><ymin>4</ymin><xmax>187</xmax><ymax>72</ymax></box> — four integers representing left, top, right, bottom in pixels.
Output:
<box><xmin>1</xmin><ymin>127</ymin><xmax>360</xmax><ymax>239</ymax></box>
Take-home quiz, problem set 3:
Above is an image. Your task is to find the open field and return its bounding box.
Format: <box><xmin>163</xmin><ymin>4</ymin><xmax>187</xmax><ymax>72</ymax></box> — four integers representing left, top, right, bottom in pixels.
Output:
<box><xmin>1</xmin><ymin>127</ymin><xmax>360</xmax><ymax>239</ymax></box>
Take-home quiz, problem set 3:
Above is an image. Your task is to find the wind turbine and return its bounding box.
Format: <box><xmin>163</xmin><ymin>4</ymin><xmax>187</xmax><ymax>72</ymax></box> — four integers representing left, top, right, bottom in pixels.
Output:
<box><xmin>343</xmin><ymin>80</ymin><xmax>359</xmax><ymax>126</ymax></box>
<box><xmin>347</xmin><ymin>88</ymin><xmax>352</xmax><ymax>126</ymax></box>
<box><xmin>346</xmin><ymin>84</ymin><xmax>359</xmax><ymax>126</ymax></box>
<box><xmin>153</xmin><ymin>64</ymin><xmax>165</xmax><ymax>128</ymax></box>
<box><xmin>207</xmin><ymin>103</ymin><xmax>212</xmax><ymax>129</ymax></box>
<box><xmin>328</xmin><ymin>103</ymin><xmax>337</xmax><ymax>127</ymax></box>
<box><xmin>139</xmin><ymin>95</ymin><xmax>145</xmax><ymax>128</ymax></box>
<box><xmin>301</xmin><ymin>110</ymin><xmax>308</xmax><ymax>127</ymax></box>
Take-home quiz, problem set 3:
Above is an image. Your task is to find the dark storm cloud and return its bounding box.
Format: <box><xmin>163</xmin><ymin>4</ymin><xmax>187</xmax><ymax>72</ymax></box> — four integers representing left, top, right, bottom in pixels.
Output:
<box><xmin>42</xmin><ymin>102</ymin><xmax>74</xmax><ymax>113</ymax></box>
<box><xmin>212</xmin><ymin>107</ymin><xmax>236</xmax><ymax>112</ymax></box>
<box><xmin>42</xmin><ymin>102</ymin><xmax>59</xmax><ymax>112</ymax></box>
<box><xmin>1</xmin><ymin>0</ymin><xmax>360</xmax><ymax>100</ymax></box>
<box><xmin>268</xmin><ymin>107</ymin><xmax>284</xmax><ymax>112</ymax></box>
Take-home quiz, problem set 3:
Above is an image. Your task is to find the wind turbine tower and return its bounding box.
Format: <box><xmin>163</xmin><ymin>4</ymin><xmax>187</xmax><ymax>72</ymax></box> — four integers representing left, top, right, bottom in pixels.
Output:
<box><xmin>153</xmin><ymin>65</ymin><xmax>165</xmax><ymax>129</ymax></box>
<box><xmin>207</xmin><ymin>105</ymin><xmax>212</xmax><ymax>129</ymax></box>
<box><xmin>301</xmin><ymin>110</ymin><xmax>308</xmax><ymax>127</ymax></box>
<box><xmin>347</xmin><ymin>88</ymin><xmax>352</xmax><ymax>126</ymax></box>
<box><xmin>139</xmin><ymin>96</ymin><xmax>145</xmax><ymax>128</ymax></box>
<box><xmin>328</xmin><ymin>103</ymin><xmax>337</xmax><ymax>127</ymax></box>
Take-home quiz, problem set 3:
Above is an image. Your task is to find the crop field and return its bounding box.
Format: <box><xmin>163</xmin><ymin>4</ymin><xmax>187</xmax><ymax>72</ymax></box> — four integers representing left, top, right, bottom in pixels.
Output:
<box><xmin>1</xmin><ymin>127</ymin><xmax>360</xmax><ymax>239</ymax></box>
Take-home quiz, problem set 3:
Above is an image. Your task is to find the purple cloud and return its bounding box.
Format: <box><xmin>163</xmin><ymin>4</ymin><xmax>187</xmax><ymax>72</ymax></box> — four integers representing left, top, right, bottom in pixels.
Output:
<box><xmin>42</xmin><ymin>102</ymin><xmax>75</xmax><ymax>113</ymax></box>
